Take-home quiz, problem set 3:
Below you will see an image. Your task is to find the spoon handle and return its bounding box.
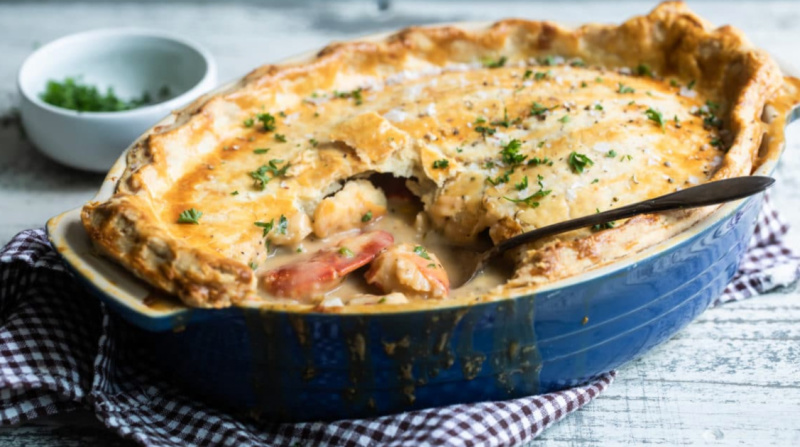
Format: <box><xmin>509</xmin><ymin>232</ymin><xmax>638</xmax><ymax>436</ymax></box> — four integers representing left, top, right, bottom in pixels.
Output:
<box><xmin>490</xmin><ymin>175</ymin><xmax>774</xmax><ymax>259</ymax></box>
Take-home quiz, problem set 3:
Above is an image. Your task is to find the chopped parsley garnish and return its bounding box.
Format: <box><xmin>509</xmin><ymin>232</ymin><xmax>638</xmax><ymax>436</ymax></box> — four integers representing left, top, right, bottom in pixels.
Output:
<box><xmin>248</xmin><ymin>261</ymin><xmax>258</xmax><ymax>270</ymax></box>
<box><xmin>432</xmin><ymin>159</ymin><xmax>449</xmax><ymax>169</ymax></box>
<box><xmin>687</xmin><ymin>79</ymin><xmax>696</xmax><ymax>90</ymax></box>
<box><xmin>515</xmin><ymin>176</ymin><xmax>529</xmax><ymax>191</ymax></box>
<box><xmin>338</xmin><ymin>247</ymin><xmax>355</xmax><ymax>258</ymax></box>
<box><xmin>606</xmin><ymin>149</ymin><xmax>617</xmax><ymax>158</ymax></box>
<box><xmin>533</xmin><ymin>71</ymin><xmax>551</xmax><ymax>81</ymax></box>
<box><xmin>177</xmin><ymin>208</ymin><xmax>202</xmax><ymax>225</ymax></box>
<box><xmin>568</xmin><ymin>151</ymin><xmax>594</xmax><ymax>173</ymax></box>
<box><xmin>483</xmin><ymin>56</ymin><xmax>507</xmax><ymax>68</ymax></box>
<box><xmin>254</xmin><ymin>219</ymin><xmax>274</xmax><ymax>237</ymax></box>
<box><xmin>500</xmin><ymin>139</ymin><xmax>526</xmax><ymax>166</ymax></box>
<box><xmin>361</xmin><ymin>211</ymin><xmax>373</xmax><ymax>222</ymax></box>
<box><xmin>413</xmin><ymin>246</ymin><xmax>432</xmax><ymax>260</ymax></box>
<box><xmin>530</xmin><ymin>102</ymin><xmax>550</xmax><ymax>116</ymax></box>
<box><xmin>493</xmin><ymin>109</ymin><xmax>510</xmax><ymax>127</ymax></box>
<box><xmin>276</xmin><ymin>215</ymin><xmax>288</xmax><ymax>235</ymax></box>
<box><xmin>256</xmin><ymin>113</ymin><xmax>276</xmax><ymax>131</ymax></box>
<box><xmin>39</xmin><ymin>77</ymin><xmax>164</xmax><ymax>112</ymax></box>
<box><xmin>351</xmin><ymin>89</ymin><xmax>363</xmax><ymax>105</ymax></box>
<box><xmin>591</xmin><ymin>208</ymin><xmax>616</xmax><ymax>231</ymax></box>
<box><xmin>636</xmin><ymin>63</ymin><xmax>654</xmax><ymax>77</ymax></box>
<box><xmin>243</xmin><ymin>118</ymin><xmax>254</xmax><ymax>127</ymax></box>
<box><xmin>670</xmin><ymin>79</ymin><xmax>680</xmax><ymax>87</ymax></box>
<box><xmin>703</xmin><ymin>114</ymin><xmax>722</xmax><ymax>129</ymax></box>
<box><xmin>581</xmin><ymin>81</ymin><xmax>588</xmax><ymax>88</ymax></box>
<box><xmin>475</xmin><ymin>116</ymin><xmax>486</xmax><ymax>124</ymax></box>
<box><xmin>475</xmin><ymin>125</ymin><xmax>496</xmax><ymax>136</ymax></box>
<box><xmin>249</xmin><ymin>159</ymin><xmax>290</xmax><ymax>190</ymax></box>
<box><xmin>540</xmin><ymin>55</ymin><xmax>556</xmax><ymax>66</ymax></box>
<box><xmin>504</xmin><ymin>176</ymin><xmax>551</xmax><ymax>207</ymax></box>
<box><xmin>595</xmin><ymin>77</ymin><xmax>603</xmax><ymax>83</ymax></box>
<box><xmin>486</xmin><ymin>170</ymin><xmax>511</xmax><ymax>186</ymax></box>
<box><xmin>592</xmin><ymin>221</ymin><xmax>615</xmax><ymax>231</ymax></box>
<box><xmin>231</xmin><ymin>190</ymin><xmax>239</xmax><ymax>196</ymax></box>
<box><xmin>528</xmin><ymin>156</ymin><xmax>553</xmax><ymax>166</ymax></box>
<box><xmin>617</xmin><ymin>83</ymin><xmax>635</xmax><ymax>94</ymax></box>
<box><xmin>334</xmin><ymin>88</ymin><xmax>363</xmax><ymax>105</ymax></box>
<box><xmin>309</xmin><ymin>138</ymin><xmax>318</xmax><ymax>147</ymax></box>
<box><xmin>594</xmin><ymin>103</ymin><xmax>603</xmax><ymax>111</ymax></box>
<box><xmin>253</xmin><ymin>148</ymin><xmax>269</xmax><ymax>154</ymax></box>
<box><xmin>570</xmin><ymin>58</ymin><xmax>586</xmax><ymax>67</ymax></box>
<box><xmin>705</xmin><ymin>100</ymin><xmax>720</xmax><ymax>111</ymax></box>
<box><xmin>674</xmin><ymin>115</ymin><xmax>681</xmax><ymax>128</ymax></box>
<box><xmin>492</xmin><ymin>108</ymin><xmax>520</xmax><ymax>128</ymax></box>
<box><xmin>645</xmin><ymin>108</ymin><xmax>665</xmax><ymax>129</ymax></box>
<box><xmin>592</xmin><ymin>178</ymin><xmax>600</xmax><ymax>184</ymax></box>
<box><xmin>274</xmin><ymin>133</ymin><xmax>287</xmax><ymax>143</ymax></box>
<box><xmin>558</xmin><ymin>115</ymin><xmax>570</xmax><ymax>123</ymax></box>
<box><xmin>622</xmin><ymin>154</ymin><xmax>633</xmax><ymax>161</ymax></box>
<box><xmin>710</xmin><ymin>137</ymin><xmax>723</xmax><ymax>148</ymax></box>
<box><xmin>523</xmin><ymin>69</ymin><xmax>533</xmax><ymax>80</ymax></box>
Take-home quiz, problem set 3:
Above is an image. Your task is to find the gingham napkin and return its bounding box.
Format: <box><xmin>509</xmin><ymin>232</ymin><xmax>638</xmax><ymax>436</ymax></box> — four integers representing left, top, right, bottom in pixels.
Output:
<box><xmin>0</xmin><ymin>196</ymin><xmax>797</xmax><ymax>447</ymax></box>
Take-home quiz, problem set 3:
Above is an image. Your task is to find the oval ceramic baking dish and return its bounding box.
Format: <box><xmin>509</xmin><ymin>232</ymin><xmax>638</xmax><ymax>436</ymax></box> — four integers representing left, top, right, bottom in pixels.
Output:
<box><xmin>46</xmin><ymin>23</ymin><xmax>800</xmax><ymax>421</ymax></box>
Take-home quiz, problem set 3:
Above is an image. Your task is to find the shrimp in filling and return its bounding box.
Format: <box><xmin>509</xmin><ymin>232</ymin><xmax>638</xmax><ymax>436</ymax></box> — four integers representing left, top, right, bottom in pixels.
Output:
<box><xmin>253</xmin><ymin>177</ymin><xmax>478</xmax><ymax>304</ymax></box>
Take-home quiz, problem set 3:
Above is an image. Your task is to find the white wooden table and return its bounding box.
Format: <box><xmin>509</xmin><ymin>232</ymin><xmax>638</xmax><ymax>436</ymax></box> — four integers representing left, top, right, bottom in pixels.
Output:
<box><xmin>1</xmin><ymin>1</ymin><xmax>799</xmax><ymax>445</ymax></box>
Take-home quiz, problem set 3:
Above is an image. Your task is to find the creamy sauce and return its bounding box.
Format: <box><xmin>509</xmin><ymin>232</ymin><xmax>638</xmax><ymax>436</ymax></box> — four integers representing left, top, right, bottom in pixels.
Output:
<box><xmin>255</xmin><ymin>196</ymin><xmax>507</xmax><ymax>304</ymax></box>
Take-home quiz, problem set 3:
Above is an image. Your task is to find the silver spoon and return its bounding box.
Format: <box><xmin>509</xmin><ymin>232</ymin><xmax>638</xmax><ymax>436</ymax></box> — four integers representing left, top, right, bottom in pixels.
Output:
<box><xmin>453</xmin><ymin>176</ymin><xmax>775</xmax><ymax>288</ymax></box>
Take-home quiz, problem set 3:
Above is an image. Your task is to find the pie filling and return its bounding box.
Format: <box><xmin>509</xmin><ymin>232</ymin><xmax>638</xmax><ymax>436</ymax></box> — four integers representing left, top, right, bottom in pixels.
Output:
<box><xmin>161</xmin><ymin>62</ymin><xmax>723</xmax><ymax>306</ymax></box>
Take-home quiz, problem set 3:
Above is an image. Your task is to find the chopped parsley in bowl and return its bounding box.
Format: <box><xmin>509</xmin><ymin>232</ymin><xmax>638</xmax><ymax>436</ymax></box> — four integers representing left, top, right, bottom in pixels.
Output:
<box><xmin>40</xmin><ymin>77</ymin><xmax>172</xmax><ymax>112</ymax></box>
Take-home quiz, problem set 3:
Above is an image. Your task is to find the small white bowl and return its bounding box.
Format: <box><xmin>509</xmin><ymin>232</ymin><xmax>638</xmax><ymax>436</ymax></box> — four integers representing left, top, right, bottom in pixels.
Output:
<box><xmin>17</xmin><ymin>28</ymin><xmax>217</xmax><ymax>172</ymax></box>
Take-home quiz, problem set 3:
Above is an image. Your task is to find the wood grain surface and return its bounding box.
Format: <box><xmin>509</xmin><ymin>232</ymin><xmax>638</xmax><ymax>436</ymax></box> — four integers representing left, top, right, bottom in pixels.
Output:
<box><xmin>0</xmin><ymin>1</ymin><xmax>798</xmax><ymax>445</ymax></box>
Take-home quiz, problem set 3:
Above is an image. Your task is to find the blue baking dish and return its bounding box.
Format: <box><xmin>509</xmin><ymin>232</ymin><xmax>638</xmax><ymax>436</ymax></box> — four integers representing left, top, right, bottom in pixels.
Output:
<box><xmin>45</xmin><ymin>184</ymin><xmax>769</xmax><ymax>421</ymax></box>
<box><xmin>45</xmin><ymin>30</ymin><xmax>800</xmax><ymax>421</ymax></box>
<box><xmin>147</xmin><ymin>192</ymin><xmax>761</xmax><ymax>421</ymax></box>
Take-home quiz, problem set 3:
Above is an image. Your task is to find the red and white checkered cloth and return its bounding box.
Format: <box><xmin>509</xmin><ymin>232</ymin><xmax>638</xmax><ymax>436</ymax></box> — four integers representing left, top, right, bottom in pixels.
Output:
<box><xmin>0</xmin><ymin>196</ymin><xmax>797</xmax><ymax>447</ymax></box>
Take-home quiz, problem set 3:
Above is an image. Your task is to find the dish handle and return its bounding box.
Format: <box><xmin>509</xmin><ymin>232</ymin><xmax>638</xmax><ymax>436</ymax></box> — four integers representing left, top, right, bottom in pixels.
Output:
<box><xmin>46</xmin><ymin>207</ymin><xmax>203</xmax><ymax>332</ymax></box>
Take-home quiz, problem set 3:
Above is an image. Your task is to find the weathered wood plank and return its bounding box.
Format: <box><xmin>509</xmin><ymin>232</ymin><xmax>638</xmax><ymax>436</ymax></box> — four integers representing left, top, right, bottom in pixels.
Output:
<box><xmin>0</xmin><ymin>412</ymin><xmax>135</xmax><ymax>447</ymax></box>
<box><xmin>537</xmin><ymin>292</ymin><xmax>800</xmax><ymax>446</ymax></box>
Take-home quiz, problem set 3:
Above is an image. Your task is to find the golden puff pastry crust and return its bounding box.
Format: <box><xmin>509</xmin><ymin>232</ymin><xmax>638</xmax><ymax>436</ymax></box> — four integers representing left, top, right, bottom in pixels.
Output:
<box><xmin>82</xmin><ymin>1</ymin><xmax>800</xmax><ymax>309</ymax></box>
